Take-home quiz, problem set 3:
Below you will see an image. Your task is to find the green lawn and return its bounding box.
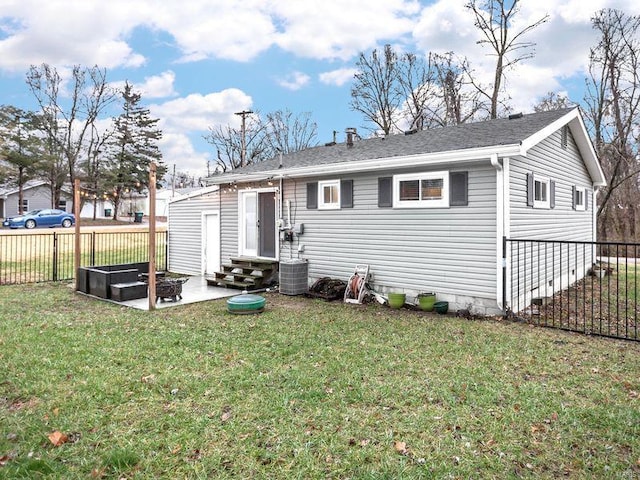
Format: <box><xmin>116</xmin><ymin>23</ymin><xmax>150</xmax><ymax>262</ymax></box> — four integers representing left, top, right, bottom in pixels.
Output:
<box><xmin>1</xmin><ymin>284</ymin><xmax>639</xmax><ymax>479</ymax></box>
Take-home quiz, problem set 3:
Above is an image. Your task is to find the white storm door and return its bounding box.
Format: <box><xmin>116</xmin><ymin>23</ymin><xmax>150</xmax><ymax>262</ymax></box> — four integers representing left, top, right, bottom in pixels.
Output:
<box><xmin>203</xmin><ymin>212</ymin><xmax>220</xmax><ymax>275</ymax></box>
<box><xmin>240</xmin><ymin>191</ymin><xmax>258</xmax><ymax>257</ymax></box>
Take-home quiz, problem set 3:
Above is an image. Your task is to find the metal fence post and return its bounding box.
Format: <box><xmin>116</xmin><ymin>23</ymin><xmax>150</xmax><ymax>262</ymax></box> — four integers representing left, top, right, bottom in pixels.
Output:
<box><xmin>52</xmin><ymin>233</ymin><xmax>58</xmax><ymax>281</ymax></box>
<box><xmin>91</xmin><ymin>232</ymin><xmax>96</xmax><ymax>266</ymax></box>
<box><xmin>502</xmin><ymin>236</ymin><xmax>507</xmax><ymax>316</ymax></box>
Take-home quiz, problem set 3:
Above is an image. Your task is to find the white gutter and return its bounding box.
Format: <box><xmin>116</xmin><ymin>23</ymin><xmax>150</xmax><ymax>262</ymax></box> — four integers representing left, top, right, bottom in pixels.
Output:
<box><xmin>491</xmin><ymin>153</ymin><xmax>505</xmax><ymax>311</ymax></box>
<box><xmin>207</xmin><ymin>144</ymin><xmax>523</xmax><ymax>185</ymax></box>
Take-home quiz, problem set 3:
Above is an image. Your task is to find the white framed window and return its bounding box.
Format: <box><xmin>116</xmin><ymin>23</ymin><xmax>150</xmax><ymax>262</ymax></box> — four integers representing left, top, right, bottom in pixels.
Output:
<box><xmin>533</xmin><ymin>176</ymin><xmax>550</xmax><ymax>209</ymax></box>
<box><xmin>393</xmin><ymin>171</ymin><xmax>449</xmax><ymax>208</ymax></box>
<box><xmin>318</xmin><ymin>180</ymin><xmax>340</xmax><ymax>210</ymax></box>
<box><xmin>574</xmin><ymin>186</ymin><xmax>586</xmax><ymax>211</ymax></box>
<box><xmin>20</xmin><ymin>199</ymin><xmax>29</xmax><ymax>213</ymax></box>
<box><xmin>58</xmin><ymin>200</ymin><xmax>67</xmax><ymax>211</ymax></box>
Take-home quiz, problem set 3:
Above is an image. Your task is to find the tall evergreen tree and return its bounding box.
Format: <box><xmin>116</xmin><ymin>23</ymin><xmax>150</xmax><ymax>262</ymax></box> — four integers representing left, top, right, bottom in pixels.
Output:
<box><xmin>0</xmin><ymin>106</ymin><xmax>44</xmax><ymax>213</ymax></box>
<box><xmin>106</xmin><ymin>82</ymin><xmax>164</xmax><ymax>220</ymax></box>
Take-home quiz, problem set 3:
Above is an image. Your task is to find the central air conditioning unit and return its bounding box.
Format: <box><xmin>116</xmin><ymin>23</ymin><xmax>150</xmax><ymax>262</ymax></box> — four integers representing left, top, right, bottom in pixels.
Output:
<box><xmin>279</xmin><ymin>259</ymin><xmax>308</xmax><ymax>295</ymax></box>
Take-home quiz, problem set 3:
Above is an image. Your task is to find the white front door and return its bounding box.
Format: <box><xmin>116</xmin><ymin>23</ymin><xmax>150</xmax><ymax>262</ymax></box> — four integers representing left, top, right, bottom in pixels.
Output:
<box><xmin>203</xmin><ymin>212</ymin><xmax>220</xmax><ymax>275</ymax></box>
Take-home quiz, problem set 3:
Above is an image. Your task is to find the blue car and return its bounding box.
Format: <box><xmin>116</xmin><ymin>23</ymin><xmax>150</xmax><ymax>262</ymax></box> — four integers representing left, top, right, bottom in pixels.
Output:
<box><xmin>2</xmin><ymin>209</ymin><xmax>75</xmax><ymax>229</ymax></box>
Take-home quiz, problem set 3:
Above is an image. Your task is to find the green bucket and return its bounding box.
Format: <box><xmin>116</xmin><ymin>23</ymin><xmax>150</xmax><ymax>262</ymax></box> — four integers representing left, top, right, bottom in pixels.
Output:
<box><xmin>417</xmin><ymin>293</ymin><xmax>436</xmax><ymax>311</ymax></box>
<box><xmin>387</xmin><ymin>293</ymin><xmax>406</xmax><ymax>309</ymax></box>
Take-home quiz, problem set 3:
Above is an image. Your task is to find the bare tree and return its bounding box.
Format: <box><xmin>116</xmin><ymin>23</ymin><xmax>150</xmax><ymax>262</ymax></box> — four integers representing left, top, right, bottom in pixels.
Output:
<box><xmin>533</xmin><ymin>92</ymin><xmax>575</xmax><ymax>112</ymax></box>
<box><xmin>466</xmin><ymin>0</ymin><xmax>549</xmax><ymax>118</ymax></box>
<box><xmin>395</xmin><ymin>52</ymin><xmax>437</xmax><ymax>131</ymax></box>
<box><xmin>350</xmin><ymin>44</ymin><xmax>402</xmax><ymax>135</ymax></box>
<box><xmin>81</xmin><ymin>123</ymin><xmax>113</xmax><ymax>219</ymax></box>
<box><xmin>263</xmin><ymin>109</ymin><xmax>318</xmax><ymax>154</ymax></box>
<box><xmin>583</xmin><ymin>9</ymin><xmax>640</xmax><ymax>241</ymax></box>
<box><xmin>205</xmin><ymin>113</ymin><xmax>270</xmax><ymax>172</ymax></box>
<box><xmin>205</xmin><ymin>110</ymin><xmax>318</xmax><ymax>172</ymax></box>
<box><xmin>26</xmin><ymin>64</ymin><xmax>117</xmax><ymax>208</ymax></box>
<box><xmin>429</xmin><ymin>52</ymin><xmax>487</xmax><ymax>127</ymax></box>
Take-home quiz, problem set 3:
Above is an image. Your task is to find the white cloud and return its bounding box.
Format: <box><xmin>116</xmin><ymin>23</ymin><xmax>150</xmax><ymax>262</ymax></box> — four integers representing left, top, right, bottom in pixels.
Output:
<box><xmin>271</xmin><ymin>0</ymin><xmax>421</xmax><ymax>60</ymax></box>
<box><xmin>159</xmin><ymin>132</ymin><xmax>211</xmax><ymax>174</ymax></box>
<box><xmin>152</xmin><ymin>88</ymin><xmax>252</xmax><ymax>132</ymax></box>
<box><xmin>319</xmin><ymin>68</ymin><xmax>358</xmax><ymax>86</ymax></box>
<box><xmin>135</xmin><ymin>71</ymin><xmax>177</xmax><ymax>99</ymax></box>
<box><xmin>150</xmin><ymin>88</ymin><xmax>253</xmax><ymax>175</ymax></box>
<box><xmin>0</xmin><ymin>0</ymin><xmax>145</xmax><ymax>72</ymax></box>
<box><xmin>277</xmin><ymin>71</ymin><xmax>311</xmax><ymax>91</ymax></box>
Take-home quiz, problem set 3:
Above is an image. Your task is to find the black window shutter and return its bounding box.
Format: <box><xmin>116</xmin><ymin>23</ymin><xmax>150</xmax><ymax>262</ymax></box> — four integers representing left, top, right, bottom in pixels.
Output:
<box><xmin>572</xmin><ymin>185</ymin><xmax>576</xmax><ymax>210</ymax></box>
<box><xmin>306</xmin><ymin>182</ymin><xmax>318</xmax><ymax>209</ymax></box>
<box><xmin>585</xmin><ymin>188</ymin><xmax>589</xmax><ymax>210</ymax></box>
<box><xmin>450</xmin><ymin>171</ymin><xmax>468</xmax><ymax>206</ymax></box>
<box><xmin>526</xmin><ymin>173</ymin><xmax>534</xmax><ymax>206</ymax></box>
<box><xmin>340</xmin><ymin>180</ymin><xmax>353</xmax><ymax>208</ymax></box>
<box><xmin>550</xmin><ymin>180</ymin><xmax>556</xmax><ymax>209</ymax></box>
<box><xmin>378</xmin><ymin>177</ymin><xmax>393</xmax><ymax>207</ymax></box>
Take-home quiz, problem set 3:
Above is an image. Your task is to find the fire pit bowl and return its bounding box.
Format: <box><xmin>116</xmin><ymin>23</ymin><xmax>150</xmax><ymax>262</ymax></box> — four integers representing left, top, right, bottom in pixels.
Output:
<box><xmin>156</xmin><ymin>278</ymin><xmax>188</xmax><ymax>302</ymax></box>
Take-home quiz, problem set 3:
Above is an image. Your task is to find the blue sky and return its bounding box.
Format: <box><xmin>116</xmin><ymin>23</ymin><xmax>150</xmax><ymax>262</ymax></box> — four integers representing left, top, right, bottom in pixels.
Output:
<box><xmin>1</xmin><ymin>0</ymin><xmax>638</xmax><ymax>180</ymax></box>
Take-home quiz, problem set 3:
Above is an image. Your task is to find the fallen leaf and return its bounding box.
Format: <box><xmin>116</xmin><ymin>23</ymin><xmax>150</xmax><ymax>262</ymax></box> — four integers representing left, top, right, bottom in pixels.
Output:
<box><xmin>530</xmin><ymin>424</ymin><xmax>546</xmax><ymax>434</ymax></box>
<box><xmin>141</xmin><ymin>374</ymin><xmax>155</xmax><ymax>383</ymax></box>
<box><xmin>52</xmin><ymin>408</ymin><xmax>59</xmax><ymax>417</ymax></box>
<box><xmin>360</xmin><ymin>439</ymin><xmax>370</xmax><ymax>447</ymax></box>
<box><xmin>0</xmin><ymin>455</ymin><xmax>11</xmax><ymax>466</ymax></box>
<box><xmin>394</xmin><ymin>441</ymin><xmax>408</xmax><ymax>455</ymax></box>
<box><xmin>90</xmin><ymin>467</ymin><xmax>106</xmax><ymax>478</ymax></box>
<box><xmin>48</xmin><ymin>430</ymin><xmax>69</xmax><ymax>447</ymax></box>
<box><xmin>221</xmin><ymin>410</ymin><xmax>232</xmax><ymax>422</ymax></box>
<box><xmin>171</xmin><ymin>445</ymin><xmax>181</xmax><ymax>454</ymax></box>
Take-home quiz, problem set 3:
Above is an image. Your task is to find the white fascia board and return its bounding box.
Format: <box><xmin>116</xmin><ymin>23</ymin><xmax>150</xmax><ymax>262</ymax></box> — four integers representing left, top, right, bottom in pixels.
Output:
<box><xmin>168</xmin><ymin>185</ymin><xmax>219</xmax><ymax>203</ymax></box>
<box><xmin>207</xmin><ymin>144</ymin><xmax>522</xmax><ymax>184</ymax></box>
<box><xmin>520</xmin><ymin>108</ymin><xmax>606</xmax><ymax>187</ymax></box>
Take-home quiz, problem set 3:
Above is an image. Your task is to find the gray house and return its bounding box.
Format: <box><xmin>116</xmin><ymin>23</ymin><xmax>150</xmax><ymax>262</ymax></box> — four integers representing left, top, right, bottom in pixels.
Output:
<box><xmin>0</xmin><ymin>180</ymin><xmax>73</xmax><ymax>218</ymax></box>
<box><xmin>168</xmin><ymin>108</ymin><xmax>606</xmax><ymax>314</ymax></box>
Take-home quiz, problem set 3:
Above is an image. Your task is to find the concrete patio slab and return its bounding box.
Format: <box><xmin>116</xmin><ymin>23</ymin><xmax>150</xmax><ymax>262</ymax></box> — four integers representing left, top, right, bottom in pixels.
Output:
<box><xmin>79</xmin><ymin>275</ymin><xmax>241</xmax><ymax>310</ymax></box>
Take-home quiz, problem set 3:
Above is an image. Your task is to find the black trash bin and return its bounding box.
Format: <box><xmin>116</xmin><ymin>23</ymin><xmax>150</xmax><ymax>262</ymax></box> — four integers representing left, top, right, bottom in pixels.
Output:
<box><xmin>104</xmin><ymin>208</ymin><xmax>112</xmax><ymax>217</ymax></box>
<box><xmin>134</xmin><ymin>212</ymin><xmax>144</xmax><ymax>223</ymax></box>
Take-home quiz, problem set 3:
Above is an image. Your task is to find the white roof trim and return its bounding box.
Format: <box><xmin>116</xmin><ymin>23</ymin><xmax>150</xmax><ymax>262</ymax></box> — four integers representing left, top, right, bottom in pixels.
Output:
<box><xmin>0</xmin><ymin>180</ymin><xmax>48</xmax><ymax>197</ymax></box>
<box><xmin>169</xmin><ymin>185</ymin><xmax>219</xmax><ymax>203</ymax></box>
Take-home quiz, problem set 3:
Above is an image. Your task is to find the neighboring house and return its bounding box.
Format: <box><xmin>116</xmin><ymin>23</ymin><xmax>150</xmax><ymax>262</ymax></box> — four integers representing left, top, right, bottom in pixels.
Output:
<box><xmin>0</xmin><ymin>180</ymin><xmax>73</xmax><ymax>218</ymax></box>
<box><xmin>168</xmin><ymin>108</ymin><xmax>606</xmax><ymax>315</ymax></box>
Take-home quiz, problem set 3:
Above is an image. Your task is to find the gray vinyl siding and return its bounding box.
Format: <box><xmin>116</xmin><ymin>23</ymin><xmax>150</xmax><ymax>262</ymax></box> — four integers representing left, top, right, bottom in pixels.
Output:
<box><xmin>510</xmin><ymin>128</ymin><xmax>594</xmax><ymax>240</ymax></box>
<box><xmin>220</xmin><ymin>189</ymin><xmax>239</xmax><ymax>264</ymax></box>
<box><xmin>167</xmin><ymin>192</ymin><xmax>219</xmax><ymax>274</ymax></box>
<box><xmin>508</xmin><ymin>128</ymin><xmax>596</xmax><ymax>309</ymax></box>
<box><xmin>284</xmin><ymin>165</ymin><xmax>498</xmax><ymax>308</ymax></box>
<box><xmin>3</xmin><ymin>185</ymin><xmax>71</xmax><ymax>216</ymax></box>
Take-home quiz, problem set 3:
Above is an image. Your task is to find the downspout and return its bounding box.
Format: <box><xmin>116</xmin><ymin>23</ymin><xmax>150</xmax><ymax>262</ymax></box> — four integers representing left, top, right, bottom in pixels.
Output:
<box><xmin>491</xmin><ymin>153</ymin><xmax>505</xmax><ymax>312</ymax></box>
<box><xmin>278</xmin><ymin>151</ymin><xmax>284</xmax><ymax>262</ymax></box>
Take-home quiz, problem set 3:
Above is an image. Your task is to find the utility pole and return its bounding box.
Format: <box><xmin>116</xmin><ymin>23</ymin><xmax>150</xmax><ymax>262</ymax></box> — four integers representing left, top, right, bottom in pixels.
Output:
<box><xmin>235</xmin><ymin>110</ymin><xmax>253</xmax><ymax>166</ymax></box>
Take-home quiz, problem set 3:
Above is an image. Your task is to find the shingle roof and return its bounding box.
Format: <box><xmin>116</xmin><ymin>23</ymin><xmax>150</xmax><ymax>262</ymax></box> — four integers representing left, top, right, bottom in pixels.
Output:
<box><xmin>227</xmin><ymin>108</ymin><xmax>575</xmax><ymax>175</ymax></box>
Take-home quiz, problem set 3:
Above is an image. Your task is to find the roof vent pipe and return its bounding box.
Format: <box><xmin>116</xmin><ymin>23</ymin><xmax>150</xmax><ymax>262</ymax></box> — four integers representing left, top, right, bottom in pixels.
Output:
<box><xmin>345</xmin><ymin>127</ymin><xmax>357</xmax><ymax>148</ymax></box>
<box><xmin>508</xmin><ymin>112</ymin><xmax>523</xmax><ymax>120</ymax></box>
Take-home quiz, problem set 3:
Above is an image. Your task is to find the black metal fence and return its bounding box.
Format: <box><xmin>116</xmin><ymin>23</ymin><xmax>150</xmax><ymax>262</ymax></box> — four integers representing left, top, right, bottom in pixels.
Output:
<box><xmin>504</xmin><ymin>238</ymin><xmax>639</xmax><ymax>341</ymax></box>
<box><xmin>0</xmin><ymin>231</ymin><xmax>167</xmax><ymax>285</ymax></box>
